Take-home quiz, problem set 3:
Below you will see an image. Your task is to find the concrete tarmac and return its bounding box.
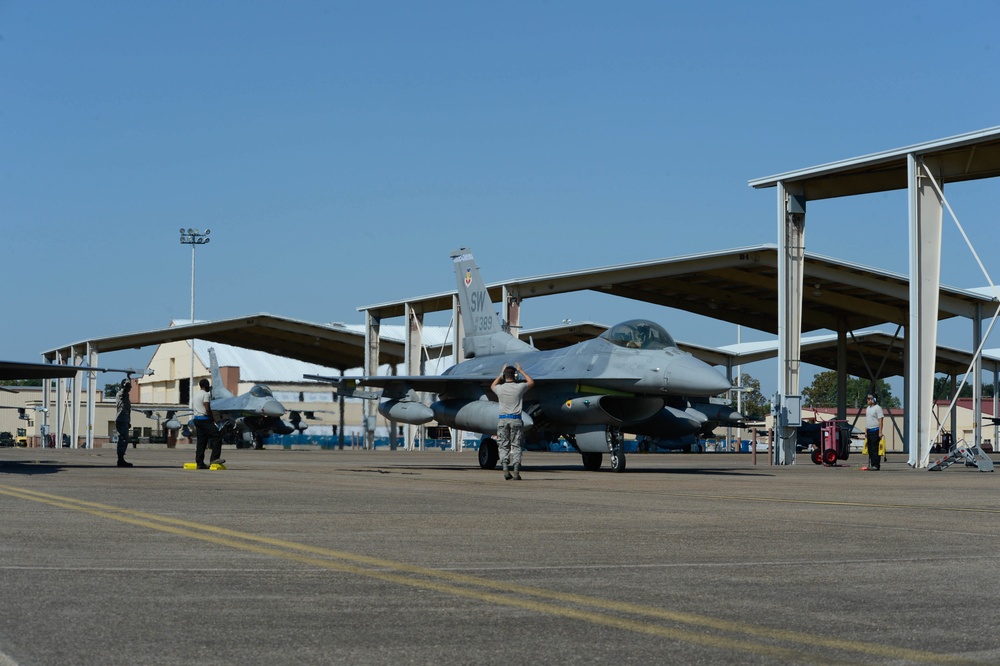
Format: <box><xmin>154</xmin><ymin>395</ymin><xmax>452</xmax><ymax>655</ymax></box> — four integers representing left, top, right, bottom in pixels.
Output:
<box><xmin>2</xmin><ymin>446</ymin><xmax>999</xmax><ymax>665</ymax></box>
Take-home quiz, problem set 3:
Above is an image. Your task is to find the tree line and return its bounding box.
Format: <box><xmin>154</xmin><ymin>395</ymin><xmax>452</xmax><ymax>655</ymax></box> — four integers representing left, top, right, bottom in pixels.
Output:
<box><xmin>729</xmin><ymin>370</ymin><xmax>996</xmax><ymax>419</ymax></box>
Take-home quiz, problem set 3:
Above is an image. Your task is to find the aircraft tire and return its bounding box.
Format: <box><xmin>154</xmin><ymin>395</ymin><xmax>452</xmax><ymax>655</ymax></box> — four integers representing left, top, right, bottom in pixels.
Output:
<box><xmin>478</xmin><ymin>438</ymin><xmax>499</xmax><ymax>469</ymax></box>
<box><xmin>610</xmin><ymin>451</ymin><xmax>626</xmax><ymax>473</ymax></box>
<box><xmin>581</xmin><ymin>452</ymin><xmax>602</xmax><ymax>471</ymax></box>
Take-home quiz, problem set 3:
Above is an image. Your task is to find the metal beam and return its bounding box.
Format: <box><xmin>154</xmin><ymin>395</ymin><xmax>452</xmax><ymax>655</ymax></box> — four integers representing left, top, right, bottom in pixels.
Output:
<box><xmin>363</xmin><ymin>311</ymin><xmax>380</xmax><ymax>451</ymax></box>
<box><xmin>907</xmin><ymin>155</ymin><xmax>944</xmax><ymax>468</ymax></box>
<box><xmin>404</xmin><ymin>303</ymin><xmax>423</xmax><ymax>451</ymax></box>
<box><xmin>776</xmin><ymin>184</ymin><xmax>805</xmax><ymax>464</ymax></box>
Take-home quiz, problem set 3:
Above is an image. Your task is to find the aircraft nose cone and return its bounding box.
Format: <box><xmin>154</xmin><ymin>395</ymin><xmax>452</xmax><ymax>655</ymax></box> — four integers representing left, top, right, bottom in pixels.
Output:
<box><xmin>665</xmin><ymin>355</ymin><xmax>732</xmax><ymax>396</ymax></box>
<box><xmin>261</xmin><ymin>399</ymin><xmax>286</xmax><ymax>417</ymax></box>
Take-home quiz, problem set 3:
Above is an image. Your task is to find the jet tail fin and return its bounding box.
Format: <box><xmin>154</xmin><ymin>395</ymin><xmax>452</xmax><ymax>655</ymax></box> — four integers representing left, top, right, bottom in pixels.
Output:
<box><xmin>207</xmin><ymin>348</ymin><xmax>235</xmax><ymax>400</ymax></box>
<box><xmin>450</xmin><ymin>248</ymin><xmax>535</xmax><ymax>358</ymax></box>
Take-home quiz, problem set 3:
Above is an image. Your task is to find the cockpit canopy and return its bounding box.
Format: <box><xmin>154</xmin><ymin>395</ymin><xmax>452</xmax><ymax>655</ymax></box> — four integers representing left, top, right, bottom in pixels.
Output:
<box><xmin>249</xmin><ymin>384</ymin><xmax>274</xmax><ymax>398</ymax></box>
<box><xmin>600</xmin><ymin>320</ymin><xmax>677</xmax><ymax>350</ymax></box>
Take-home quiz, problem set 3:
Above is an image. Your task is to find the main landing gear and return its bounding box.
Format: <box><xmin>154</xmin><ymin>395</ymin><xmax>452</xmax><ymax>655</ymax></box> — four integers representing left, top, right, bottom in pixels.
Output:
<box><xmin>581</xmin><ymin>452</ymin><xmax>602</xmax><ymax>471</ymax></box>
<box><xmin>478</xmin><ymin>437</ymin><xmax>499</xmax><ymax>469</ymax></box>
<box><xmin>607</xmin><ymin>427</ymin><xmax>626</xmax><ymax>473</ymax></box>
<box><xmin>577</xmin><ymin>427</ymin><xmax>626</xmax><ymax>472</ymax></box>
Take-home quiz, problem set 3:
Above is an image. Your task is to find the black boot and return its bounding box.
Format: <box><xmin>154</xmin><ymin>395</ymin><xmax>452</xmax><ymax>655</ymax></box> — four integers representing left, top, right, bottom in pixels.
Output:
<box><xmin>117</xmin><ymin>457</ymin><xmax>133</xmax><ymax>468</ymax></box>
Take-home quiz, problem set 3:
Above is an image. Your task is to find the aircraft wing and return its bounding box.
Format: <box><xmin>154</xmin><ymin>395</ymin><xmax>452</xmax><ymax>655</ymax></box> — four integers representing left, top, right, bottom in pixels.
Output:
<box><xmin>304</xmin><ymin>372</ymin><xmax>647</xmax><ymax>401</ymax></box>
<box><xmin>0</xmin><ymin>360</ymin><xmax>80</xmax><ymax>380</ymax></box>
<box><xmin>304</xmin><ymin>374</ymin><xmax>484</xmax><ymax>399</ymax></box>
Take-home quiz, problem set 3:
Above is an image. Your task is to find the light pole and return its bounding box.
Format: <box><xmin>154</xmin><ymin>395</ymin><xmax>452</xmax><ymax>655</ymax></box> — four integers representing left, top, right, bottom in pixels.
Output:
<box><xmin>179</xmin><ymin>228</ymin><xmax>211</xmax><ymax>414</ymax></box>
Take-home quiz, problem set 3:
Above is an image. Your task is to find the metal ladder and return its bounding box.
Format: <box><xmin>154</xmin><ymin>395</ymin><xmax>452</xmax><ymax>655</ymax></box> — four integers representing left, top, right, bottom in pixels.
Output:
<box><xmin>928</xmin><ymin>441</ymin><xmax>995</xmax><ymax>472</ymax></box>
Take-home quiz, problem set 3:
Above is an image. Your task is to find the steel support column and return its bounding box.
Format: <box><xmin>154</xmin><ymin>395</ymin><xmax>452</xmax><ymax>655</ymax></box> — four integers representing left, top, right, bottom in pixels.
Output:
<box><xmin>451</xmin><ymin>295</ymin><xmax>467</xmax><ymax>452</ymax></box>
<box><xmin>337</xmin><ymin>371</ymin><xmax>345</xmax><ymax>450</ymax></box>
<box><xmin>404</xmin><ymin>303</ymin><xmax>424</xmax><ymax>451</ymax></box>
<box><xmin>86</xmin><ymin>343</ymin><xmax>97</xmax><ymax>449</ymax></box>
<box><xmin>363</xmin><ymin>310</ymin><xmax>380</xmax><ymax>450</ymax></box>
<box><xmin>502</xmin><ymin>286</ymin><xmax>521</xmax><ymax>338</ymax></box>
<box><xmin>41</xmin><ymin>360</ymin><xmax>51</xmax><ymax>448</ymax></box>
<box><xmin>902</xmin><ymin>328</ymin><xmax>910</xmax><ymax>456</ymax></box>
<box><xmin>776</xmin><ymin>182</ymin><xmax>805</xmax><ymax>464</ymax></box>
<box><xmin>993</xmin><ymin>368</ymin><xmax>999</xmax><ymax>451</ymax></box>
<box><xmin>972</xmin><ymin>304</ymin><xmax>983</xmax><ymax>450</ymax></box>
<box><xmin>907</xmin><ymin>154</ymin><xmax>944</xmax><ymax>468</ymax></box>
<box><xmin>70</xmin><ymin>346</ymin><xmax>82</xmax><ymax>449</ymax></box>
<box><xmin>55</xmin><ymin>350</ymin><xmax>65</xmax><ymax>450</ymax></box>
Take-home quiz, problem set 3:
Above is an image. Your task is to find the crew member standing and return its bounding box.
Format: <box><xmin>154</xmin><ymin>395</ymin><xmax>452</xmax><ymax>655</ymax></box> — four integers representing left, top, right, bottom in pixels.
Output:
<box><xmin>490</xmin><ymin>362</ymin><xmax>535</xmax><ymax>480</ymax></box>
<box><xmin>193</xmin><ymin>378</ymin><xmax>224</xmax><ymax>469</ymax></box>
<box><xmin>865</xmin><ymin>393</ymin><xmax>884</xmax><ymax>471</ymax></box>
<box><xmin>114</xmin><ymin>378</ymin><xmax>133</xmax><ymax>467</ymax></box>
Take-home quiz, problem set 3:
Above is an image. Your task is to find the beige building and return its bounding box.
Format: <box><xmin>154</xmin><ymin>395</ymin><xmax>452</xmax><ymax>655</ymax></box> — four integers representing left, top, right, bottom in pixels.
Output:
<box><xmin>4</xmin><ymin>384</ymin><xmax>163</xmax><ymax>448</ymax></box>
<box><xmin>136</xmin><ymin>332</ymin><xmax>454</xmax><ymax>449</ymax></box>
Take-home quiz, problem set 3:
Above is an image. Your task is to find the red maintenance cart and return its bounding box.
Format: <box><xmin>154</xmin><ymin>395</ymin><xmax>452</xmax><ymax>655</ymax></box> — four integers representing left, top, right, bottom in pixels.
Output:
<box><xmin>810</xmin><ymin>420</ymin><xmax>852</xmax><ymax>466</ymax></box>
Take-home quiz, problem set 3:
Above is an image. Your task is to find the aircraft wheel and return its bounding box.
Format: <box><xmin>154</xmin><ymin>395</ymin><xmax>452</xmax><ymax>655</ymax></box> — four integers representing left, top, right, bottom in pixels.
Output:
<box><xmin>822</xmin><ymin>449</ymin><xmax>838</xmax><ymax>466</ymax></box>
<box><xmin>810</xmin><ymin>449</ymin><xmax>822</xmax><ymax>465</ymax></box>
<box><xmin>610</xmin><ymin>451</ymin><xmax>627</xmax><ymax>473</ymax></box>
<box><xmin>478</xmin><ymin>438</ymin><xmax>499</xmax><ymax>469</ymax></box>
<box><xmin>581</xmin><ymin>452</ymin><xmax>602</xmax><ymax>471</ymax></box>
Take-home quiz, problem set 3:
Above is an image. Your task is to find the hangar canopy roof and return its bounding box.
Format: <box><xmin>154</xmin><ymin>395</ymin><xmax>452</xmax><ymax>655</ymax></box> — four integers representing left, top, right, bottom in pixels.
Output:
<box><xmin>42</xmin><ymin>314</ymin><xmax>407</xmax><ymax>370</ymax></box>
<box><xmin>360</xmin><ymin>245</ymin><xmax>995</xmax><ymax>335</ymax></box>
<box><xmin>748</xmin><ymin>125</ymin><xmax>1000</xmax><ymax>200</ymax></box>
<box><xmin>691</xmin><ymin>331</ymin><xmax>1000</xmax><ymax>379</ymax></box>
<box><xmin>40</xmin><ymin>249</ymin><xmax>997</xmax><ymax>376</ymax></box>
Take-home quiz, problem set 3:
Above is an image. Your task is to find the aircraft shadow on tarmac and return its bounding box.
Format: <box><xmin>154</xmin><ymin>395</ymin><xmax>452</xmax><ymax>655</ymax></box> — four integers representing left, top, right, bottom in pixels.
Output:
<box><xmin>377</xmin><ymin>463</ymin><xmax>774</xmax><ymax>478</ymax></box>
<box><xmin>0</xmin><ymin>461</ymin><xmax>175</xmax><ymax>475</ymax></box>
<box><xmin>1</xmin><ymin>460</ymin><xmax>71</xmax><ymax>475</ymax></box>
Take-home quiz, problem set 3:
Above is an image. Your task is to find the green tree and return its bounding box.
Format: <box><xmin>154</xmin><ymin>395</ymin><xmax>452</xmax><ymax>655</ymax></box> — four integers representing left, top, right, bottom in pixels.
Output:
<box><xmin>802</xmin><ymin>371</ymin><xmax>899</xmax><ymax>409</ymax></box>
<box><xmin>729</xmin><ymin>373</ymin><xmax>769</xmax><ymax>420</ymax></box>
<box><xmin>933</xmin><ymin>376</ymin><xmax>996</xmax><ymax>400</ymax></box>
<box><xmin>0</xmin><ymin>379</ymin><xmax>43</xmax><ymax>387</ymax></box>
<box><xmin>104</xmin><ymin>382</ymin><xmax>121</xmax><ymax>398</ymax></box>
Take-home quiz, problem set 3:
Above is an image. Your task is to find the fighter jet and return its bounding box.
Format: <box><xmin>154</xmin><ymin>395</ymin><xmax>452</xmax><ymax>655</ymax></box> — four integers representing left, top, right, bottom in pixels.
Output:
<box><xmin>204</xmin><ymin>347</ymin><xmax>313</xmax><ymax>449</ymax></box>
<box><xmin>307</xmin><ymin>249</ymin><xmax>734</xmax><ymax>472</ymax></box>
<box><xmin>147</xmin><ymin>349</ymin><xmax>305</xmax><ymax>449</ymax></box>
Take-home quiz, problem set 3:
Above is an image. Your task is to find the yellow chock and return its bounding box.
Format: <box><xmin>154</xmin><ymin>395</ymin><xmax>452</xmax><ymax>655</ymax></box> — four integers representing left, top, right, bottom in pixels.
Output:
<box><xmin>183</xmin><ymin>462</ymin><xmax>198</xmax><ymax>470</ymax></box>
<box><xmin>210</xmin><ymin>463</ymin><xmax>226</xmax><ymax>470</ymax></box>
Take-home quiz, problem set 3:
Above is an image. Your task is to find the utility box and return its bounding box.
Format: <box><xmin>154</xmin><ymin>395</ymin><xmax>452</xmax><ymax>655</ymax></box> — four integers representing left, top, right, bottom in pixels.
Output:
<box><xmin>782</xmin><ymin>395</ymin><xmax>802</xmax><ymax>428</ymax></box>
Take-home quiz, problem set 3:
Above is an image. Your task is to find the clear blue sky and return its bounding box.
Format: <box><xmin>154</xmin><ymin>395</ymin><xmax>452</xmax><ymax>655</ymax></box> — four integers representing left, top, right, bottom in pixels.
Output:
<box><xmin>3</xmin><ymin>1</ymin><xmax>999</xmax><ymax>395</ymax></box>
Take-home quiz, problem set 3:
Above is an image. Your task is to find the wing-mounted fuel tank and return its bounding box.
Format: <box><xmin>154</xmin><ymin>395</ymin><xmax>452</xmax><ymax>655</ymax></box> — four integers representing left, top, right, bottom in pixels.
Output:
<box><xmin>537</xmin><ymin>394</ymin><xmax>664</xmax><ymax>426</ymax></box>
<box><xmin>431</xmin><ymin>398</ymin><xmax>534</xmax><ymax>434</ymax></box>
<box><xmin>378</xmin><ymin>399</ymin><xmax>435</xmax><ymax>424</ymax></box>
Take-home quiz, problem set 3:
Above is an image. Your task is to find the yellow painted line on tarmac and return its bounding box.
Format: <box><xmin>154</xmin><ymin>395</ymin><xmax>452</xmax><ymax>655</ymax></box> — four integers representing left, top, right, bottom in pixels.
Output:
<box><xmin>0</xmin><ymin>484</ymin><xmax>982</xmax><ymax>665</ymax></box>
